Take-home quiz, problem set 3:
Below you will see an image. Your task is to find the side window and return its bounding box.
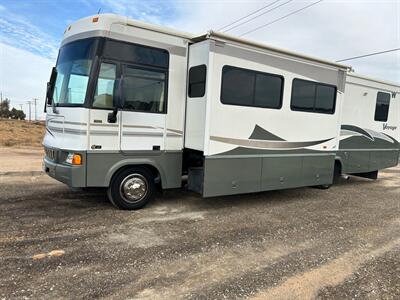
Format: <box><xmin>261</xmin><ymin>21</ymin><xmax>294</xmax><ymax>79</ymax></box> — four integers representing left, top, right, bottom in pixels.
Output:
<box><xmin>188</xmin><ymin>65</ymin><xmax>207</xmax><ymax>98</ymax></box>
<box><xmin>374</xmin><ymin>91</ymin><xmax>391</xmax><ymax>122</ymax></box>
<box><xmin>122</xmin><ymin>66</ymin><xmax>167</xmax><ymax>113</ymax></box>
<box><xmin>221</xmin><ymin>66</ymin><xmax>254</xmax><ymax>106</ymax></box>
<box><xmin>254</xmin><ymin>73</ymin><xmax>283</xmax><ymax>109</ymax></box>
<box><xmin>103</xmin><ymin>40</ymin><xmax>169</xmax><ymax>68</ymax></box>
<box><xmin>291</xmin><ymin>79</ymin><xmax>336</xmax><ymax>114</ymax></box>
<box><xmin>93</xmin><ymin>63</ymin><xmax>117</xmax><ymax>109</ymax></box>
<box><xmin>221</xmin><ymin>65</ymin><xmax>283</xmax><ymax>109</ymax></box>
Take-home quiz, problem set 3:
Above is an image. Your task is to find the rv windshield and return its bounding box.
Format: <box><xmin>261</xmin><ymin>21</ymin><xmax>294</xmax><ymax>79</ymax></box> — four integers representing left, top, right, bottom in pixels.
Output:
<box><xmin>52</xmin><ymin>38</ymin><xmax>97</xmax><ymax>106</ymax></box>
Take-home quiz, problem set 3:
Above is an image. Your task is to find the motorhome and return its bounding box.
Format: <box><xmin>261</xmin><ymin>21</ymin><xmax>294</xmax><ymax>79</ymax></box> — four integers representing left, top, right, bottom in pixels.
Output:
<box><xmin>43</xmin><ymin>14</ymin><xmax>399</xmax><ymax>210</ymax></box>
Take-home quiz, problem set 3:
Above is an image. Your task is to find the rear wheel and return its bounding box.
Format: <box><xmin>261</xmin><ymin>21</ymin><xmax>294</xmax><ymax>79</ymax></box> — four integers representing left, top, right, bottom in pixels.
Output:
<box><xmin>107</xmin><ymin>167</ymin><xmax>155</xmax><ymax>210</ymax></box>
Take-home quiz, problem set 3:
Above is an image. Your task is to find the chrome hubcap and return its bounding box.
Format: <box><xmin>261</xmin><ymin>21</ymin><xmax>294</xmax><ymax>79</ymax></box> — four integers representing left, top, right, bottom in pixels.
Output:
<box><xmin>120</xmin><ymin>174</ymin><xmax>148</xmax><ymax>203</ymax></box>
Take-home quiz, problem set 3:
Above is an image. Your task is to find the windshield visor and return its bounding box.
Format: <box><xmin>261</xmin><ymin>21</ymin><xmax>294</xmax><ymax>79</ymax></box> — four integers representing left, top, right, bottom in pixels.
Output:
<box><xmin>52</xmin><ymin>38</ymin><xmax>98</xmax><ymax>106</ymax></box>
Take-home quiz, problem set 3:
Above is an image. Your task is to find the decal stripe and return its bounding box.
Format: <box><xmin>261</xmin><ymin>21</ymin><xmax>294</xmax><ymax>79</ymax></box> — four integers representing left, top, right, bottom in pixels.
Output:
<box><xmin>210</xmin><ymin>136</ymin><xmax>334</xmax><ymax>149</ymax></box>
<box><xmin>340</xmin><ymin>125</ymin><xmax>374</xmax><ymax>141</ymax></box>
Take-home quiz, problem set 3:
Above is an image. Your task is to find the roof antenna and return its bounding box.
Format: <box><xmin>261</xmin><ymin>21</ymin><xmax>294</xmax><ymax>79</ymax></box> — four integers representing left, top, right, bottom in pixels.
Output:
<box><xmin>97</xmin><ymin>8</ymin><xmax>102</xmax><ymax>14</ymax></box>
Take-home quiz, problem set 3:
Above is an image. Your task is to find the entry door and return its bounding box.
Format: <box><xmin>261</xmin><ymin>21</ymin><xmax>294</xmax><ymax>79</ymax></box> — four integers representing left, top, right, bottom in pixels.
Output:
<box><xmin>119</xmin><ymin>64</ymin><xmax>167</xmax><ymax>151</ymax></box>
<box><xmin>88</xmin><ymin>61</ymin><xmax>120</xmax><ymax>151</ymax></box>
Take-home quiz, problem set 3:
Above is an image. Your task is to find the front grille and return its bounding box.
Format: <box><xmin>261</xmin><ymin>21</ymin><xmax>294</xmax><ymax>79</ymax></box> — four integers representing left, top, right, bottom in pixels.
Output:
<box><xmin>45</xmin><ymin>147</ymin><xmax>57</xmax><ymax>161</ymax></box>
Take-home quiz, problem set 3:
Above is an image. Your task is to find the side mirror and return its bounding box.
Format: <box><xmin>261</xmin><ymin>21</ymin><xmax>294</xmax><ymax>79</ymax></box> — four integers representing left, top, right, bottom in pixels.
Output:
<box><xmin>108</xmin><ymin>76</ymin><xmax>124</xmax><ymax>123</ymax></box>
<box><xmin>107</xmin><ymin>109</ymin><xmax>117</xmax><ymax>123</ymax></box>
<box><xmin>46</xmin><ymin>67</ymin><xmax>57</xmax><ymax>107</ymax></box>
<box><xmin>116</xmin><ymin>75</ymin><xmax>125</xmax><ymax>109</ymax></box>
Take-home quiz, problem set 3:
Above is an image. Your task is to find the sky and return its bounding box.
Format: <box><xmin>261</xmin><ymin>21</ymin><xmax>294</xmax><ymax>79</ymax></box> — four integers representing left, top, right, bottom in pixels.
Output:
<box><xmin>0</xmin><ymin>0</ymin><xmax>399</xmax><ymax>120</ymax></box>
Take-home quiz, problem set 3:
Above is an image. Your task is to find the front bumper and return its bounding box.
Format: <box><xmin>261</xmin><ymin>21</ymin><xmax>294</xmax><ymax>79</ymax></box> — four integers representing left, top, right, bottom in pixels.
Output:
<box><xmin>43</xmin><ymin>152</ymin><xmax>86</xmax><ymax>188</ymax></box>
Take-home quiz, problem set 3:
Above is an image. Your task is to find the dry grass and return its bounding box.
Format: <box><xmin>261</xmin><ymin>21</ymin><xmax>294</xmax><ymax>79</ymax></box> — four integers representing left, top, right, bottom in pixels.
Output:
<box><xmin>0</xmin><ymin>119</ymin><xmax>45</xmax><ymax>147</ymax></box>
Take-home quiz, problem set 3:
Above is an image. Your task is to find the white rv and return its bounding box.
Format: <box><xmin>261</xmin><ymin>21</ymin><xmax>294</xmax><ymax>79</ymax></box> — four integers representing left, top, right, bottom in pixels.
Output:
<box><xmin>43</xmin><ymin>14</ymin><xmax>399</xmax><ymax>209</ymax></box>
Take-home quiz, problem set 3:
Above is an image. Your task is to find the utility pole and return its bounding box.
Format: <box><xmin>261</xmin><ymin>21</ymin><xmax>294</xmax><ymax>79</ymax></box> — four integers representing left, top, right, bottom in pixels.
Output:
<box><xmin>27</xmin><ymin>100</ymin><xmax>32</xmax><ymax>122</ymax></box>
<box><xmin>0</xmin><ymin>92</ymin><xmax>2</xmax><ymax>117</ymax></box>
<box><xmin>33</xmin><ymin>98</ymin><xmax>38</xmax><ymax>121</ymax></box>
<box><xmin>19</xmin><ymin>104</ymin><xmax>23</xmax><ymax>111</ymax></box>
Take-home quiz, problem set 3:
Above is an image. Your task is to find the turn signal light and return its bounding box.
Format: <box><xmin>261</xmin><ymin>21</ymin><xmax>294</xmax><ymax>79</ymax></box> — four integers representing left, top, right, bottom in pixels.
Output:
<box><xmin>66</xmin><ymin>153</ymin><xmax>82</xmax><ymax>165</ymax></box>
<box><xmin>72</xmin><ymin>154</ymin><xmax>82</xmax><ymax>165</ymax></box>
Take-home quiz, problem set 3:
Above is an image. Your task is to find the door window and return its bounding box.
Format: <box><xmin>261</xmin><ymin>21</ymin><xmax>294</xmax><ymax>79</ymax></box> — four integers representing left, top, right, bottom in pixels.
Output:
<box><xmin>188</xmin><ymin>65</ymin><xmax>207</xmax><ymax>98</ymax></box>
<box><xmin>374</xmin><ymin>91</ymin><xmax>391</xmax><ymax>122</ymax></box>
<box><xmin>93</xmin><ymin>63</ymin><xmax>117</xmax><ymax>109</ymax></box>
<box><xmin>122</xmin><ymin>66</ymin><xmax>167</xmax><ymax>113</ymax></box>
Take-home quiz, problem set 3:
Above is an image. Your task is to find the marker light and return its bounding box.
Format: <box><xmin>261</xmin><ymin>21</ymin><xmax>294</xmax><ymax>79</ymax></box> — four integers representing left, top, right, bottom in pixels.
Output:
<box><xmin>66</xmin><ymin>153</ymin><xmax>82</xmax><ymax>165</ymax></box>
<box><xmin>92</xmin><ymin>17</ymin><xmax>99</xmax><ymax>23</ymax></box>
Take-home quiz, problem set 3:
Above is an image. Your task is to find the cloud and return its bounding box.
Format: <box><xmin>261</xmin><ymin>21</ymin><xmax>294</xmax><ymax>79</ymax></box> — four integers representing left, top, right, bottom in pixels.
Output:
<box><xmin>0</xmin><ymin>42</ymin><xmax>53</xmax><ymax>120</ymax></box>
<box><xmin>0</xmin><ymin>9</ymin><xmax>58</xmax><ymax>60</ymax></box>
<box><xmin>168</xmin><ymin>0</ymin><xmax>400</xmax><ymax>83</ymax></box>
<box><xmin>97</xmin><ymin>0</ymin><xmax>178</xmax><ymax>25</ymax></box>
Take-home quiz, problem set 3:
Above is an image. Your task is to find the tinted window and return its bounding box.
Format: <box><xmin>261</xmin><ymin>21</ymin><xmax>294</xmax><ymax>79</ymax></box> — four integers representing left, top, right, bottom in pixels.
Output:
<box><xmin>254</xmin><ymin>73</ymin><xmax>283</xmax><ymax>108</ymax></box>
<box><xmin>291</xmin><ymin>79</ymin><xmax>336</xmax><ymax>114</ymax></box>
<box><xmin>374</xmin><ymin>92</ymin><xmax>391</xmax><ymax>122</ymax></box>
<box><xmin>188</xmin><ymin>65</ymin><xmax>207</xmax><ymax>97</ymax></box>
<box><xmin>122</xmin><ymin>66</ymin><xmax>166</xmax><ymax>113</ymax></box>
<box><xmin>103</xmin><ymin>40</ymin><xmax>169</xmax><ymax>68</ymax></box>
<box><xmin>221</xmin><ymin>66</ymin><xmax>283</xmax><ymax>109</ymax></box>
<box><xmin>93</xmin><ymin>63</ymin><xmax>116</xmax><ymax>109</ymax></box>
<box><xmin>221</xmin><ymin>66</ymin><xmax>254</xmax><ymax>106</ymax></box>
<box><xmin>315</xmin><ymin>85</ymin><xmax>336</xmax><ymax>113</ymax></box>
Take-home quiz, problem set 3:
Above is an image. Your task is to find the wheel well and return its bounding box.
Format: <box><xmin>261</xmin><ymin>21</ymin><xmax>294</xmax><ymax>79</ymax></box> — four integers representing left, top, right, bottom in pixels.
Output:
<box><xmin>111</xmin><ymin>164</ymin><xmax>161</xmax><ymax>185</ymax></box>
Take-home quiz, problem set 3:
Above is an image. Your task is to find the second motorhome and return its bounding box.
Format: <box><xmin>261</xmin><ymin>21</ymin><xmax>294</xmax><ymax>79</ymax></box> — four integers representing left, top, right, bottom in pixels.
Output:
<box><xmin>43</xmin><ymin>14</ymin><xmax>400</xmax><ymax>209</ymax></box>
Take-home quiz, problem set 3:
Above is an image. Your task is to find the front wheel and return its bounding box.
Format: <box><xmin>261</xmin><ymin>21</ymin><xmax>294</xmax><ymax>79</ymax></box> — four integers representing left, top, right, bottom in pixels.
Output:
<box><xmin>107</xmin><ymin>167</ymin><xmax>155</xmax><ymax>210</ymax></box>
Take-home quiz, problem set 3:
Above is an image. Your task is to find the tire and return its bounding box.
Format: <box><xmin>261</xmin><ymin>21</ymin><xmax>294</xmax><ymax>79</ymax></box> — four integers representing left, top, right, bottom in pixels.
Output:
<box><xmin>107</xmin><ymin>167</ymin><xmax>155</xmax><ymax>210</ymax></box>
<box><xmin>315</xmin><ymin>184</ymin><xmax>331</xmax><ymax>190</ymax></box>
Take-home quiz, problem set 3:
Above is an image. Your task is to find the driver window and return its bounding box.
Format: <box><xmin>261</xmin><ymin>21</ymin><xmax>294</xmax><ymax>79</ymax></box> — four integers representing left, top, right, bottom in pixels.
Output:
<box><xmin>93</xmin><ymin>63</ymin><xmax>116</xmax><ymax>109</ymax></box>
<box><xmin>122</xmin><ymin>66</ymin><xmax>166</xmax><ymax>113</ymax></box>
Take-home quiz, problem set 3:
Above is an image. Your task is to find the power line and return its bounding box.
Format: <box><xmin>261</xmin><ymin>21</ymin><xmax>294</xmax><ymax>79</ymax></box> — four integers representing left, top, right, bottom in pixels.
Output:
<box><xmin>240</xmin><ymin>0</ymin><xmax>324</xmax><ymax>37</ymax></box>
<box><xmin>27</xmin><ymin>100</ymin><xmax>32</xmax><ymax>122</ymax></box>
<box><xmin>33</xmin><ymin>98</ymin><xmax>38</xmax><ymax>121</ymax></box>
<box><xmin>336</xmin><ymin>48</ymin><xmax>400</xmax><ymax>62</ymax></box>
<box><xmin>224</xmin><ymin>0</ymin><xmax>294</xmax><ymax>33</ymax></box>
<box><xmin>217</xmin><ymin>0</ymin><xmax>281</xmax><ymax>32</ymax></box>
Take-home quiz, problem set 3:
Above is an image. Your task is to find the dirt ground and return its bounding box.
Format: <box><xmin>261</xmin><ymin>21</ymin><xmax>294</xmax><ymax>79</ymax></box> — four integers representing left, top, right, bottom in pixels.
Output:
<box><xmin>0</xmin><ymin>119</ymin><xmax>45</xmax><ymax>147</ymax></box>
<box><xmin>0</xmin><ymin>147</ymin><xmax>399</xmax><ymax>299</ymax></box>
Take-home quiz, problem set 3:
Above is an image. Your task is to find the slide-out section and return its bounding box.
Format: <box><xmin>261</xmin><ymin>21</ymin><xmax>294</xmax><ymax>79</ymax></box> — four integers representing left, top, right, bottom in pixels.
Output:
<box><xmin>187</xmin><ymin>38</ymin><xmax>347</xmax><ymax>197</ymax></box>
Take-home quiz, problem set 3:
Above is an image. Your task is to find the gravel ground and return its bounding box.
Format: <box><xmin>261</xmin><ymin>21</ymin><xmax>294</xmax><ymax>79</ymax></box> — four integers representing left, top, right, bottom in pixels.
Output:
<box><xmin>0</xmin><ymin>147</ymin><xmax>399</xmax><ymax>299</ymax></box>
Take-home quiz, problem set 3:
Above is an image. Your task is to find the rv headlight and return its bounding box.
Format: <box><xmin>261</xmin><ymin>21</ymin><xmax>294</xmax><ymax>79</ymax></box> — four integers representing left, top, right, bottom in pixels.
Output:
<box><xmin>65</xmin><ymin>153</ymin><xmax>82</xmax><ymax>165</ymax></box>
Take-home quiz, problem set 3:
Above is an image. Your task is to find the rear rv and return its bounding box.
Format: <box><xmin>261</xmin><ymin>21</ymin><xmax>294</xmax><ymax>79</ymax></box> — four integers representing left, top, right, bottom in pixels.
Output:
<box><xmin>338</xmin><ymin>73</ymin><xmax>400</xmax><ymax>178</ymax></box>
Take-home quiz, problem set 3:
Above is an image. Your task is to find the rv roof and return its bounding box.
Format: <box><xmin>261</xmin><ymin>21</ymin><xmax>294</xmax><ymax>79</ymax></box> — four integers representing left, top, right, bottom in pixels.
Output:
<box><xmin>68</xmin><ymin>14</ymin><xmax>351</xmax><ymax>71</ymax></box>
<box><xmin>193</xmin><ymin>31</ymin><xmax>351</xmax><ymax>71</ymax></box>
<box><xmin>126</xmin><ymin>15</ymin><xmax>351</xmax><ymax>71</ymax></box>
<box><xmin>347</xmin><ymin>72</ymin><xmax>400</xmax><ymax>89</ymax></box>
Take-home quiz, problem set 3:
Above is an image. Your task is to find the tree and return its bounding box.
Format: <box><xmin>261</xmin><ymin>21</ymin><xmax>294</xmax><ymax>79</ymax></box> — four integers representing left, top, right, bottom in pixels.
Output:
<box><xmin>0</xmin><ymin>98</ymin><xmax>11</xmax><ymax>118</ymax></box>
<box><xmin>9</xmin><ymin>107</ymin><xmax>26</xmax><ymax>120</ymax></box>
<box><xmin>15</xmin><ymin>109</ymin><xmax>26</xmax><ymax>120</ymax></box>
<box><xmin>0</xmin><ymin>99</ymin><xmax>26</xmax><ymax>120</ymax></box>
